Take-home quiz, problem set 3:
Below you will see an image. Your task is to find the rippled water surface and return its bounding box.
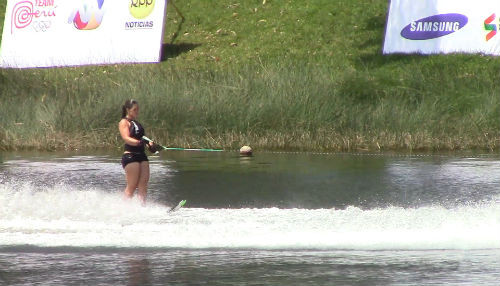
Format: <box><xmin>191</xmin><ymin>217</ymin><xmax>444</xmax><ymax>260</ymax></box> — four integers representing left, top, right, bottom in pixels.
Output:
<box><xmin>1</xmin><ymin>151</ymin><xmax>500</xmax><ymax>285</ymax></box>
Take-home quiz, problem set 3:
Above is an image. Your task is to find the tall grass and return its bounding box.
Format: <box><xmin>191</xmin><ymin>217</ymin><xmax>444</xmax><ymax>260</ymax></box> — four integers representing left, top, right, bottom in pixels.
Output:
<box><xmin>1</xmin><ymin>61</ymin><xmax>498</xmax><ymax>151</ymax></box>
<box><xmin>0</xmin><ymin>0</ymin><xmax>499</xmax><ymax>151</ymax></box>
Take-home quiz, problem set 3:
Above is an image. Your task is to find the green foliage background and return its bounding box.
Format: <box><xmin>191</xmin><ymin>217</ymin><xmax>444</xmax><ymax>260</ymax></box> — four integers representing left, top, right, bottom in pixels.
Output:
<box><xmin>0</xmin><ymin>0</ymin><xmax>498</xmax><ymax>151</ymax></box>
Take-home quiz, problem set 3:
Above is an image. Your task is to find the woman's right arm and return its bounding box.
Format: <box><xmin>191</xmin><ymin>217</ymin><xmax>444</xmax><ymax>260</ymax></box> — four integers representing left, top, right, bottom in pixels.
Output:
<box><xmin>119</xmin><ymin>119</ymin><xmax>142</xmax><ymax>146</ymax></box>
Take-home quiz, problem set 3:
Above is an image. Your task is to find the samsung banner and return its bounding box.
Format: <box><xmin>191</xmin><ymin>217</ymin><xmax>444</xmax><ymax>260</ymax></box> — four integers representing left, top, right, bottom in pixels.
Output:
<box><xmin>384</xmin><ymin>0</ymin><xmax>500</xmax><ymax>55</ymax></box>
<box><xmin>0</xmin><ymin>0</ymin><xmax>167</xmax><ymax>68</ymax></box>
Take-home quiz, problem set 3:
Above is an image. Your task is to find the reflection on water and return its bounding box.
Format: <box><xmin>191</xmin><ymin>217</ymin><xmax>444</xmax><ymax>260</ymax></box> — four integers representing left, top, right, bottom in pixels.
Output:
<box><xmin>127</xmin><ymin>258</ymin><xmax>152</xmax><ymax>286</ymax></box>
<box><xmin>160</xmin><ymin>152</ymin><xmax>500</xmax><ymax>209</ymax></box>
<box><xmin>2</xmin><ymin>249</ymin><xmax>500</xmax><ymax>286</ymax></box>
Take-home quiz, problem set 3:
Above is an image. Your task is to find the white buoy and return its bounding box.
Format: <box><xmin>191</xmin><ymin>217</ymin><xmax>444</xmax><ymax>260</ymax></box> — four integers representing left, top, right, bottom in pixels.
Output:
<box><xmin>239</xmin><ymin>145</ymin><xmax>253</xmax><ymax>156</ymax></box>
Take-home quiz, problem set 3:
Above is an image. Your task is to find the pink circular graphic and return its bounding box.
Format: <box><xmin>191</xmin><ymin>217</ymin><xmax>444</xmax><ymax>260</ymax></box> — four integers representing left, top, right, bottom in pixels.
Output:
<box><xmin>11</xmin><ymin>1</ymin><xmax>34</xmax><ymax>33</ymax></box>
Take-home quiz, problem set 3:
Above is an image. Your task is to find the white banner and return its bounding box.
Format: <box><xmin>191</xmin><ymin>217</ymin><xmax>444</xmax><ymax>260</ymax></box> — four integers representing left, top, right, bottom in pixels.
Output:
<box><xmin>384</xmin><ymin>0</ymin><xmax>500</xmax><ymax>55</ymax></box>
<box><xmin>0</xmin><ymin>0</ymin><xmax>167</xmax><ymax>68</ymax></box>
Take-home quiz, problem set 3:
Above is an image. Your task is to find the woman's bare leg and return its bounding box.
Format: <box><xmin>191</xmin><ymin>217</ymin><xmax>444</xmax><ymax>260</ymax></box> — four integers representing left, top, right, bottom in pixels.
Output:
<box><xmin>124</xmin><ymin>162</ymin><xmax>140</xmax><ymax>199</ymax></box>
<box><xmin>137</xmin><ymin>161</ymin><xmax>150</xmax><ymax>204</ymax></box>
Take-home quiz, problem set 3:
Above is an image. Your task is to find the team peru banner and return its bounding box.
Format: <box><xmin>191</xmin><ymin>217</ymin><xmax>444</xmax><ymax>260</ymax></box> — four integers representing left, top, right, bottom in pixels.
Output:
<box><xmin>384</xmin><ymin>0</ymin><xmax>500</xmax><ymax>55</ymax></box>
<box><xmin>0</xmin><ymin>0</ymin><xmax>167</xmax><ymax>68</ymax></box>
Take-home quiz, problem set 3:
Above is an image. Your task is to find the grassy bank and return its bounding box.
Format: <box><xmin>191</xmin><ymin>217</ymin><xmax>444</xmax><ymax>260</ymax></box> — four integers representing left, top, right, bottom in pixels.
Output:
<box><xmin>0</xmin><ymin>0</ymin><xmax>499</xmax><ymax>152</ymax></box>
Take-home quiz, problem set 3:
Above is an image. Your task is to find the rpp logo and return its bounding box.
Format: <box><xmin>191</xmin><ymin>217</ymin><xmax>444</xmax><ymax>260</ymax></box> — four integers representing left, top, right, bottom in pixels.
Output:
<box><xmin>130</xmin><ymin>0</ymin><xmax>154</xmax><ymax>19</ymax></box>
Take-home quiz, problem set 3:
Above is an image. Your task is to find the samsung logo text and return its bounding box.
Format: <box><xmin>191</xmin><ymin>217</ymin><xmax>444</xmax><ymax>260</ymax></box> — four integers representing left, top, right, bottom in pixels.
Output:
<box><xmin>401</xmin><ymin>13</ymin><xmax>468</xmax><ymax>40</ymax></box>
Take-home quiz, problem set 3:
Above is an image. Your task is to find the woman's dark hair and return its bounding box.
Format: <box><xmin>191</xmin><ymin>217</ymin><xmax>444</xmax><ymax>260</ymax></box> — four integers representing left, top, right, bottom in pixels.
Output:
<box><xmin>122</xmin><ymin>99</ymin><xmax>138</xmax><ymax>118</ymax></box>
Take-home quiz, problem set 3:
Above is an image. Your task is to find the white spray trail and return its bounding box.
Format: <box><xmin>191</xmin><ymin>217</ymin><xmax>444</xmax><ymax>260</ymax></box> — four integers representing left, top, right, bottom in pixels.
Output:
<box><xmin>2</xmin><ymin>182</ymin><xmax>500</xmax><ymax>250</ymax></box>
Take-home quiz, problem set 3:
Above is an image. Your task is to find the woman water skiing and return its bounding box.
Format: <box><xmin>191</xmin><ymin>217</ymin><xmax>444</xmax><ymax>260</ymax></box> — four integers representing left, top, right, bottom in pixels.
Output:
<box><xmin>119</xmin><ymin>99</ymin><xmax>154</xmax><ymax>204</ymax></box>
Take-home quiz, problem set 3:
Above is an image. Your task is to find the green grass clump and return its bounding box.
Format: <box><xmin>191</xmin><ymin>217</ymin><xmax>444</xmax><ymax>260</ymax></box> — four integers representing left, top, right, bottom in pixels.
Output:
<box><xmin>0</xmin><ymin>0</ymin><xmax>498</xmax><ymax>152</ymax></box>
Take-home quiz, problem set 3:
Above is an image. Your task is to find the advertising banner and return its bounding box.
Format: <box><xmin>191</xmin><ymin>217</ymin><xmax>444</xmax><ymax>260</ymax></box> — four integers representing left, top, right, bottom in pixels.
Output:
<box><xmin>0</xmin><ymin>0</ymin><xmax>167</xmax><ymax>68</ymax></box>
<box><xmin>384</xmin><ymin>0</ymin><xmax>500</xmax><ymax>55</ymax></box>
